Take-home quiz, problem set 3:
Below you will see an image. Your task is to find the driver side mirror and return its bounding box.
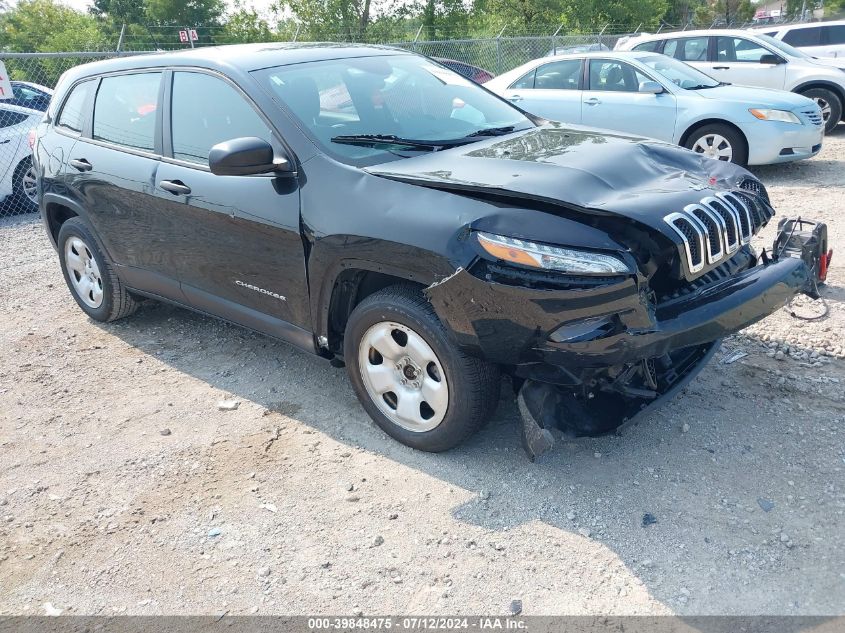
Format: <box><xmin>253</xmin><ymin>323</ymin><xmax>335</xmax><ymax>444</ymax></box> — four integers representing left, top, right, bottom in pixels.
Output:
<box><xmin>760</xmin><ymin>54</ymin><xmax>784</xmax><ymax>65</ymax></box>
<box><xmin>639</xmin><ymin>81</ymin><xmax>665</xmax><ymax>94</ymax></box>
<box><xmin>208</xmin><ymin>137</ymin><xmax>292</xmax><ymax>176</ymax></box>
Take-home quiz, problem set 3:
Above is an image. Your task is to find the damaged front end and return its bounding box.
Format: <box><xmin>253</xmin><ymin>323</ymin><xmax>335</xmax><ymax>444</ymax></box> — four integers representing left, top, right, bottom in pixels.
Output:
<box><xmin>424</xmin><ymin>190</ymin><xmax>811</xmax><ymax>458</ymax></box>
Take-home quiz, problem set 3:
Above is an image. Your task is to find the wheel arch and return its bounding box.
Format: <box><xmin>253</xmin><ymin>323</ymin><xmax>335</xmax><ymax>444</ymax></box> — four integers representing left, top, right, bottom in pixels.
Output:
<box><xmin>679</xmin><ymin>118</ymin><xmax>749</xmax><ymax>152</ymax></box>
<box><xmin>43</xmin><ymin>194</ymin><xmax>85</xmax><ymax>250</ymax></box>
<box><xmin>792</xmin><ymin>81</ymin><xmax>845</xmax><ymax>120</ymax></box>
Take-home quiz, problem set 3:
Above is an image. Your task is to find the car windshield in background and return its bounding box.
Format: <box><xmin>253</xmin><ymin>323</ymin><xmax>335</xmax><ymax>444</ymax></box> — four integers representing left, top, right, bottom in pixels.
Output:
<box><xmin>756</xmin><ymin>34</ymin><xmax>811</xmax><ymax>59</ymax></box>
<box><xmin>253</xmin><ymin>54</ymin><xmax>533</xmax><ymax>165</ymax></box>
<box><xmin>639</xmin><ymin>55</ymin><xmax>720</xmax><ymax>89</ymax></box>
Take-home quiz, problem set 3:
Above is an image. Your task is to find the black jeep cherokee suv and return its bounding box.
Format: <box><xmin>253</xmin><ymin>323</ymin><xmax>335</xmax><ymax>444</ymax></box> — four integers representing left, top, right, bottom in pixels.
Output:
<box><xmin>34</xmin><ymin>44</ymin><xmax>808</xmax><ymax>452</ymax></box>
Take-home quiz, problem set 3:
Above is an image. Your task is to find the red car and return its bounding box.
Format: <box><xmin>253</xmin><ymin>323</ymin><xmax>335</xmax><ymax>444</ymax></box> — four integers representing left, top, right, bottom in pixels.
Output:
<box><xmin>433</xmin><ymin>58</ymin><xmax>495</xmax><ymax>84</ymax></box>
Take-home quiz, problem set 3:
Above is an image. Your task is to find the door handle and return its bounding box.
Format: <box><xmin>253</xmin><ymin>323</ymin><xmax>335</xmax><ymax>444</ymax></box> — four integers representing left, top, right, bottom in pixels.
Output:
<box><xmin>159</xmin><ymin>179</ymin><xmax>191</xmax><ymax>195</ymax></box>
<box><xmin>69</xmin><ymin>158</ymin><xmax>92</xmax><ymax>171</ymax></box>
<box><xmin>712</xmin><ymin>66</ymin><xmax>730</xmax><ymax>70</ymax></box>
<box><xmin>508</xmin><ymin>94</ymin><xmax>524</xmax><ymax>102</ymax></box>
<box><xmin>584</xmin><ymin>97</ymin><xmax>601</xmax><ymax>105</ymax></box>
<box><xmin>0</xmin><ymin>139</ymin><xmax>10</xmax><ymax>145</ymax></box>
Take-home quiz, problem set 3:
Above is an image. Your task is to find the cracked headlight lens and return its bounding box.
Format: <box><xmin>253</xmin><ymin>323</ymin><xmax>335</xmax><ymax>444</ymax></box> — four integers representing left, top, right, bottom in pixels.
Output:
<box><xmin>749</xmin><ymin>108</ymin><xmax>801</xmax><ymax>124</ymax></box>
<box><xmin>477</xmin><ymin>232</ymin><xmax>631</xmax><ymax>275</ymax></box>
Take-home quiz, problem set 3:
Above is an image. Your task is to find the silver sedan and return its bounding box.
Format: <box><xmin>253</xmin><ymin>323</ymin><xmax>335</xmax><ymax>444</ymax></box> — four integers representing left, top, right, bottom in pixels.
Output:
<box><xmin>485</xmin><ymin>51</ymin><xmax>824</xmax><ymax>165</ymax></box>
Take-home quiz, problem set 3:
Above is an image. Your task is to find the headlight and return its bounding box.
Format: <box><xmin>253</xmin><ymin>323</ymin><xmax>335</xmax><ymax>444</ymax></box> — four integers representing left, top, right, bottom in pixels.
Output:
<box><xmin>749</xmin><ymin>108</ymin><xmax>801</xmax><ymax>124</ymax></box>
<box><xmin>477</xmin><ymin>232</ymin><xmax>631</xmax><ymax>275</ymax></box>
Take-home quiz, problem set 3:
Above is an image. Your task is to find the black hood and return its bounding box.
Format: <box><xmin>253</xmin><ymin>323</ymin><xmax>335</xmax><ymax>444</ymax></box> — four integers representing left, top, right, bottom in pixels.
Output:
<box><xmin>364</xmin><ymin>124</ymin><xmax>752</xmax><ymax>238</ymax></box>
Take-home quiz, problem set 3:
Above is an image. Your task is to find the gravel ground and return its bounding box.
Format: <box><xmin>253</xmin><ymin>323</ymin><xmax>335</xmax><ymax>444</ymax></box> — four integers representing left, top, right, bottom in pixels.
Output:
<box><xmin>1</xmin><ymin>130</ymin><xmax>844</xmax><ymax>617</ymax></box>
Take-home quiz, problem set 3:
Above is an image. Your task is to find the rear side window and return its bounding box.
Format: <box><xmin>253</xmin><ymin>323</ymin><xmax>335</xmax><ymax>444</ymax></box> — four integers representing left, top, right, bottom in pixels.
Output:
<box><xmin>93</xmin><ymin>72</ymin><xmax>161</xmax><ymax>151</ymax></box>
<box><xmin>825</xmin><ymin>25</ymin><xmax>845</xmax><ymax>45</ymax></box>
<box><xmin>632</xmin><ymin>40</ymin><xmax>661</xmax><ymax>52</ymax></box>
<box><xmin>783</xmin><ymin>26</ymin><xmax>823</xmax><ymax>47</ymax></box>
<box><xmin>716</xmin><ymin>37</ymin><xmax>772</xmax><ymax>63</ymax></box>
<box><xmin>170</xmin><ymin>71</ymin><xmax>273</xmax><ymax>166</ymax></box>
<box><xmin>0</xmin><ymin>109</ymin><xmax>30</xmax><ymax>129</ymax></box>
<box><xmin>533</xmin><ymin>59</ymin><xmax>582</xmax><ymax>90</ymax></box>
<box><xmin>58</xmin><ymin>80</ymin><xmax>95</xmax><ymax>132</ymax></box>
<box><xmin>664</xmin><ymin>37</ymin><xmax>710</xmax><ymax>61</ymax></box>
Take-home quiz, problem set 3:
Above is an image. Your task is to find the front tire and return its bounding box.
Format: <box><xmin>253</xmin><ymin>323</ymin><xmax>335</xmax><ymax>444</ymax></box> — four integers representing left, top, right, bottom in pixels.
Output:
<box><xmin>344</xmin><ymin>285</ymin><xmax>500</xmax><ymax>452</ymax></box>
<box><xmin>800</xmin><ymin>87</ymin><xmax>842</xmax><ymax>134</ymax></box>
<box><xmin>11</xmin><ymin>158</ymin><xmax>38</xmax><ymax>214</ymax></box>
<box><xmin>57</xmin><ymin>217</ymin><xmax>140</xmax><ymax>322</ymax></box>
<box><xmin>685</xmin><ymin>123</ymin><xmax>748</xmax><ymax>166</ymax></box>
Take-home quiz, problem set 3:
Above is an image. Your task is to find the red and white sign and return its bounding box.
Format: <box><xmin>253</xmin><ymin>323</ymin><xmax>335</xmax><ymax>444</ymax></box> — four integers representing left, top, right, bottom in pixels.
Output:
<box><xmin>178</xmin><ymin>30</ymin><xmax>189</xmax><ymax>43</ymax></box>
<box><xmin>0</xmin><ymin>61</ymin><xmax>13</xmax><ymax>100</ymax></box>
<box><xmin>178</xmin><ymin>29</ymin><xmax>199</xmax><ymax>43</ymax></box>
<box><xmin>189</xmin><ymin>29</ymin><xmax>198</xmax><ymax>41</ymax></box>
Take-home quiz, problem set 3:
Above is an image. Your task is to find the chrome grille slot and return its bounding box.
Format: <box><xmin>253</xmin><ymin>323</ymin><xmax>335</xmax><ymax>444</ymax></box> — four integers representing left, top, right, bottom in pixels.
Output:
<box><xmin>802</xmin><ymin>109</ymin><xmax>823</xmax><ymax>126</ymax></box>
<box><xmin>687</xmin><ymin>203</ymin><xmax>724</xmax><ymax>263</ymax></box>
<box><xmin>704</xmin><ymin>198</ymin><xmax>740</xmax><ymax>253</ymax></box>
<box><xmin>720</xmin><ymin>192</ymin><xmax>753</xmax><ymax>243</ymax></box>
<box><xmin>664</xmin><ymin>212</ymin><xmax>706</xmax><ymax>273</ymax></box>
<box><xmin>738</xmin><ymin>178</ymin><xmax>770</xmax><ymax>204</ymax></box>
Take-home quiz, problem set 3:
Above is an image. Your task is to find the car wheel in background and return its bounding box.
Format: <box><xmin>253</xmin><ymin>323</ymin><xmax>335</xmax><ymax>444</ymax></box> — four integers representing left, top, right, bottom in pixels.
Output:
<box><xmin>57</xmin><ymin>217</ymin><xmax>140</xmax><ymax>322</ymax></box>
<box><xmin>799</xmin><ymin>87</ymin><xmax>842</xmax><ymax>134</ymax></box>
<box><xmin>344</xmin><ymin>284</ymin><xmax>500</xmax><ymax>452</ymax></box>
<box><xmin>685</xmin><ymin>124</ymin><xmax>748</xmax><ymax>166</ymax></box>
<box><xmin>11</xmin><ymin>158</ymin><xmax>38</xmax><ymax>213</ymax></box>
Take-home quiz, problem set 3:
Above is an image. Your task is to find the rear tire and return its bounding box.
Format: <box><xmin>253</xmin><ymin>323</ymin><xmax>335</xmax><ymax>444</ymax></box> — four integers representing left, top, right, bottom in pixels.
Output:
<box><xmin>57</xmin><ymin>217</ymin><xmax>140</xmax><ymax>322</ymax></box>
<box><xmin>344</xmin><ymin>284</ymin><xmax>500</xmax><ymax>452</ymax></box>
<box><xmin>684</xmin><ymin>123</ymin><xmax>748</xmax><ymax>166</ymax></box>
<box><xmin>11</xmin><ymin>158</ymin><xmax>37</xmax><ymax>214</ymax></box>
<box><xmin>799</xmin><ymin>87</ymin><xmax>842</xmax><ymax>134</ymax></box>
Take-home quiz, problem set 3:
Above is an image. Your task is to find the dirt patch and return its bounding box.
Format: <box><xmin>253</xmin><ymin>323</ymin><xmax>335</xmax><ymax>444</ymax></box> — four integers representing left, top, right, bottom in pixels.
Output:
<box><xmin>1</xmin><ymin>131</ymin><xmax>844</xmax><ymax>616</ymax></box>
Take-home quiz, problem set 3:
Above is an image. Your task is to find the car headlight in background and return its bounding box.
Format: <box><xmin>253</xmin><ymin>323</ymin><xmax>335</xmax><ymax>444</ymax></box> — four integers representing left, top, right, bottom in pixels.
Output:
<box><xmin>749</xmin><ymin>108</ymin><xmax>801</xmax><ymax>124</ymax></box>
<box><xmin>476</xmin><ymin>232</ymin><xmax>631</xmax><ymax>275</ymax></box>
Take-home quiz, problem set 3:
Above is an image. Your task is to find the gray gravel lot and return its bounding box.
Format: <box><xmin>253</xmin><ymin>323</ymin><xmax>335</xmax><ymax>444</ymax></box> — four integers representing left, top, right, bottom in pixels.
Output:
<box><xmin>1</xmin><ymin>130</ymin><xmax>844</xmax><ymax>617</ymax></box>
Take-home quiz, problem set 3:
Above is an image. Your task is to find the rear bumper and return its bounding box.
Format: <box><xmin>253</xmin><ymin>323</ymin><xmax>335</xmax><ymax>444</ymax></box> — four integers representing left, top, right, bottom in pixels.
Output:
<box><xmin>427</xmin><ymin>255</ymin><xmax>808</xmax><ymax>381</ymax></box>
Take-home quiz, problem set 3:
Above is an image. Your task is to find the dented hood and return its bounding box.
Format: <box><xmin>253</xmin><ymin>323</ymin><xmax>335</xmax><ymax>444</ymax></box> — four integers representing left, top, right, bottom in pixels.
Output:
<box><xmin>364</xmin><ymin>124</ymin><xmax>750</xmax><ymax>235</ymax></box>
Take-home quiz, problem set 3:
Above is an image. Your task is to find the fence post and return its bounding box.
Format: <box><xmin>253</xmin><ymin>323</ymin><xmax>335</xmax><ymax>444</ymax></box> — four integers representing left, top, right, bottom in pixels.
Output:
<box><xmin>116</xmin><ymin>23</ymin><xmax>126</xmax><ymax>52</ymax></box>
<box><xmin>597</xmin><ymin>23</ymin><xmax>608</xmax><ymax>46</ymax></box>
<box><xmin>551</xmin><ymin>24</ymin><xmax>563</xmax><ymax>55</ymax></box>
<box><xmin>187</xmin><ymin>26</ymin><xmax>195</xmax><ymax>48</ymax></box>
<box><xmin>293</xmin><ymin>23</ymin><xmax>301</xmax><ymax>43</ymax></box>
<box><xmin>412</xmin><ymin>24</ymin><xmax>423</xmax><ymax>52</ymax></box>
<box><xmin>495</xmin><ymin>25</ymin><xmax>505</xmax><ymax>75</ymax></box>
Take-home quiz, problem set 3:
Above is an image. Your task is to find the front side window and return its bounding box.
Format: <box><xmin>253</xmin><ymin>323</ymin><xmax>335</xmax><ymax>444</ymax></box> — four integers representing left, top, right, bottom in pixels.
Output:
<box><xmin>664</xmin><ymin>37</ymin><xmax>710</xmax><ymax>62</ymax></box>
<box><xmin>716</xmin><ymin>37</ymin><xmax>774</xmax><ymax>63</ymax></box>
<box><xmin>253</xmin><ymin>54</ymin><xmax>533</xmax><ymax>166</ymax></box>
<box><xmin>510</xmin><ymin>69</ymin><xmax>536</xmax><ymax>89</ymax></box>
<box><xmin>783</xmin><ymin>26</ymin><xmax>823</xmax><ymax>47</ymax></box>
<box><xmin>824</xmin><ymin>25</ymin><xmax>845</xmax><ymax>45</ymax></box>
<box><xmin>588</xmin><ymin>60</ymin><xmax>651</xmax><ymax>92</ymax></box>
<box><xmin>58</xmin><ymin>80</ymin><xmax>95</xmax><ymax>132</ymax></box>
<box><xmin>170</xmin><ymin>72</ymin><xmax>273</xmax><ymax>166</ymax></box>
<box><xmin>640</xmin><ymin>55</ymin><xmax>719</xmax><ymax>89</ymax></box>
<box><xmin>533</xmin><ymin>59</ymin><xmax>582</xmax><ymax>90</ymax></box>
<box><xmin>93</xmin><ymin>72</ymin><xmax>161</xmax><ymax>151</ymax></box>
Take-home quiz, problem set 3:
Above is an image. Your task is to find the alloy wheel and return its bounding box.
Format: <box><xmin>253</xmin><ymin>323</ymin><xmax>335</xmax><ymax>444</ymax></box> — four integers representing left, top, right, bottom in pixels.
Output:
<box><xmin>813</xmin><ymin>96</ymin><xmax>832</xmax><ymax>122</ymax></box>
<box><xmin>64</xmin><ymin>236</ymin><xmax>104</xmax><ymax>309</ymax></box>
<box><xmin>22</xmin><ymin>165</ymin><xmax>37</xmax><ymax>204</ymax></box>
<box><xmin>691</xmin><ymin>134</ymin><xmax>733</xmax><ymax>162</ymax></box>
<box><xmin>358</xmin><ymin>321</ymin><xmax>449</xmax><ymax>432</ymax></box>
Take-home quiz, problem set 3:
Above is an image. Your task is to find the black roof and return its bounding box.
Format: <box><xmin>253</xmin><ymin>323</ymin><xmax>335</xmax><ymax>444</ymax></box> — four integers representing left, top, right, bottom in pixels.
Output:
<box><xmin>62</xmin><ymin>42</ymin><xmax>412</xmax><ymax>84</ymax></box>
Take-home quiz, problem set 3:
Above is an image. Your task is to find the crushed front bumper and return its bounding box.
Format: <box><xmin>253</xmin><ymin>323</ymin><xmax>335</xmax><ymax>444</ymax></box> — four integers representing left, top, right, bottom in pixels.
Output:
<box><xmin>427</xmin><ymin>254</ymin><xmax>809</xmax><ymax>382</ymax></box>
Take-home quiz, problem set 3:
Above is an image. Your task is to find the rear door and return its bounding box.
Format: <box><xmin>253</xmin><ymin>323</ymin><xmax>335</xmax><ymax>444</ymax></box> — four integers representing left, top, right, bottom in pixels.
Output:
<box><xmin>499</xmin><ymin>58</ymin><xmax>584</xmax><ymax>124</ymax></box>
<box><xmin>64</xmin><ymin>71</ymin><xmax>185</xmax><ymax>298</ymax></box>
<box><xmin>0</xmin><ymin>106</ymin><xmax>30</xmax><ymax>192</ymax></box>
<box><xmin>710</xmin><ymin>36</ymin><xmax>787</xmax><ymax>89</ymax></box>
<box><xmin>820</xmin><ymin>24</ymin><xmax>845</xmax><ymax>58</ymax></box>
<box><xmin>154</xmin><ymin>69</ymin><xmax>309</xmax><ymax>336</ymax></box>
<box><xmin>581</xmin><ymin>58</ymin><xmax>676</xmax><ymax>142</ymax></box>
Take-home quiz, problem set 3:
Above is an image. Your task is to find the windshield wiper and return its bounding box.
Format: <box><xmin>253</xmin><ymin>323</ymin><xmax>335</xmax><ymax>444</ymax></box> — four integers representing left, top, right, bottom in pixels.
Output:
<box><xmin>330</xmin><ymin>134</ymin><xmax>466</xmax><ymax>151</ymax></box>
<box><xmin>686</xmin><ymin>84</ymin><xmax>720</xmax><ymax>90</ymax></box>
<box><xmin>463</xmin><ymin>125</ymin><xmax>516</xmax><ymax>138</ymax></box>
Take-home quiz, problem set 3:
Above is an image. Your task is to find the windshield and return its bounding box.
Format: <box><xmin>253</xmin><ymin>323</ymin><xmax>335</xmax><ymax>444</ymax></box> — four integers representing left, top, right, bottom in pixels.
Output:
<box><xmin>639</xmin><ymin>55</ymin><xmax>720</xmax><ymax>89</ymax></box>
<box><xmin>253</xmin><ymin>54</ymin><xmax>533</xmax><ymax>165</ymax></box>
<box><xmin>755</xmin><ymin>33</ymin><xmax>810</xmax><ymax>59</ymax></box>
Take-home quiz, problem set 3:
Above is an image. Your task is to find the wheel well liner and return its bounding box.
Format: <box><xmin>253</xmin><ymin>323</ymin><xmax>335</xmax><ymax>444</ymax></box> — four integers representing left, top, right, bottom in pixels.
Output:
<box><xmin>325</xmin><ymin>269</ymin><xmax>425</xmax><ymax>353</ymax></box>
<box><xmin>679</xmin><ymin>119</ymin><xmax>748</xmax><ymax>151</ymax></box>
<box><xmin>45</xmin><ymin>202</ymin><xmax>78</xmax><ymax>246</ymax></box>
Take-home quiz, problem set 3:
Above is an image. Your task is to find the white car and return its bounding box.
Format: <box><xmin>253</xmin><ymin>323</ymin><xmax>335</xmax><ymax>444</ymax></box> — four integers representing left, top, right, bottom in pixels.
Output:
<box><xmin>485</xmin><ymin>52</ymin><xmax>823</xmax><ymax>165</ymax></box>
<box><xmin>756</xmin><ymin>20</ymin><xmax>845</xmax><ymax>59</ymax></box>
<box><xmin>0</xmin><ymin>101</ymin><xmax>40</xmax><ymax>213</ymax></box>
<box><xmin>616</xmin><ymin>29</ymin><xmax>845</xmax><ymax>132</ymax></box>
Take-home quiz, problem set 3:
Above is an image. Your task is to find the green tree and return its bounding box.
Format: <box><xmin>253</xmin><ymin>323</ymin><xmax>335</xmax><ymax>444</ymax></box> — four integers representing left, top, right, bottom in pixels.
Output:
<box><xmin>0</xmin><ymin>0</ymin><xmax>109</xmax><ymax>52</ymax></box>
<box><xmin>90</xmin><ymin>0</ymin><xmax>146</xmax><ymax>24</ymax></box>
<box><xmin>145</xmin><ymin>0</ymin><xmax>226</xmax><ymax>26</ymax></box>
<box><xmin>220</xmin><ymin>2</ymin><xmax>277</xmax><ymax>42</ymax></box>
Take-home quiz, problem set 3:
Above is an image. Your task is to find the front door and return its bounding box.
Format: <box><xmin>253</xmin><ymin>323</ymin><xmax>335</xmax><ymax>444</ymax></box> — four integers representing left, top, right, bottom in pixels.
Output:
<box><xmin>710</xmin><ymin>36</ymin><xmax>788</xmax><ymax>90</ymax></box>
<box><xmin>581</xmin><ymin>59</ymin><xmax>677</xmax><ymax>142</ymax></box>
<box><xmin>154</xmin><ymin>70</ymin><xmax>310</xmax><ymax>337</ymax></box>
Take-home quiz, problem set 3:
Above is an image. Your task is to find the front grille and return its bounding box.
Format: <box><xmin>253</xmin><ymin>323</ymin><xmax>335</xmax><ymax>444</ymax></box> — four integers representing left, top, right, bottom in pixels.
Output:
<box><xmin>802</xmin><ymin>109</ymin><xmax>823</xmax><ymax>126</ymax></box>
<box><xmin>664</xmin><ymin>189</ymin><xmax>768</xmax><ymax>276</ymax></box>
<box><xmin>738</xmin><ymin>178</ymin><xmax>770</xmax><ymax>204</ymax></box>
